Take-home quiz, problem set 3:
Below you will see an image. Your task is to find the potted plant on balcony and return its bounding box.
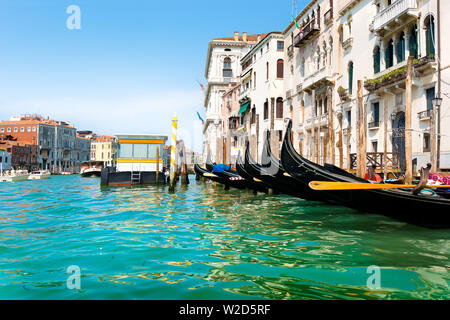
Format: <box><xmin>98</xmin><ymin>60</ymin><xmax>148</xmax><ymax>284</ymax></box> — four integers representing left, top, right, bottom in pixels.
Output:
<box><xmin>337</xmin><ymin>86</ymin><xmax>349</xmax><ymax>100</ymax></box>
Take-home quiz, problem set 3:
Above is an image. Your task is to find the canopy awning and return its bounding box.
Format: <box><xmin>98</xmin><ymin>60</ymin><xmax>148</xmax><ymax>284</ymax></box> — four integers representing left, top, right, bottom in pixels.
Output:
<box><xmin>238</xmin><ymin>102</ymin><xmax>250</xmax><ymax>115</ymax></box>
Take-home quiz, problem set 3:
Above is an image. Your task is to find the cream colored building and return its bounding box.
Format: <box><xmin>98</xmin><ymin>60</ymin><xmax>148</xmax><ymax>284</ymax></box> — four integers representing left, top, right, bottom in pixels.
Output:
<box><xmin>239</xmin><ymin>31</ymin><xmax>286</xmax><ymax>163</ymax></box>
<box><xmin>91</xmin><ymin>135</ymin><xmax>117</xmax><ymax>166</ymax></box>
<box><xmin>203</xmin><ymin>32</ymin><xmax>265</xmax><ymax>163</ymax></box>
<box><xmin>205</xmin><ymin>0</ymin><xmax>450</xmax><ymax>174</ymax></box>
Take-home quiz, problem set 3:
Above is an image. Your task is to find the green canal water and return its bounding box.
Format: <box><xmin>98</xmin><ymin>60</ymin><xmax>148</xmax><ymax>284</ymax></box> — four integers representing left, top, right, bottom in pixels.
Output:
<box><xmin>0</xmin><ymin>175</ymin><xmax>448</xmax><ymax>300</ymax></box>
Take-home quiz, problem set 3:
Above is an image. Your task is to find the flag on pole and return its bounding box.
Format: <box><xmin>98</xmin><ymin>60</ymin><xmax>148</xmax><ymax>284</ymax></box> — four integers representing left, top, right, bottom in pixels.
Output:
<box><xmin>293</xmin><ymin>16</ymin><xmax>303</xmax><ymax>33</ymax></box>
<box><xmin>197</xmin><ymin>112</ymin><xmax>204</xmax><ymax>124</ymax></box>
<box><xmin>196</xmin><ymin>79</ymin><xmax>206</xmax><ymax>92</ymax></box>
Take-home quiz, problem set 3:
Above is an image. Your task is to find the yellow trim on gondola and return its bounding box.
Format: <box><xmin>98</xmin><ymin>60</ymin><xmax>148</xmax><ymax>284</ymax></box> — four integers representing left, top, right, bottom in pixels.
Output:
<box><xmin>117</xmin><ymin>159</ymin><xmax>163</xmax><ymax>163</ymax></box>
<box><xmin>118</xmin><ymin>139</ymin><xmax>165</xmax><ymax>144</ymax></box>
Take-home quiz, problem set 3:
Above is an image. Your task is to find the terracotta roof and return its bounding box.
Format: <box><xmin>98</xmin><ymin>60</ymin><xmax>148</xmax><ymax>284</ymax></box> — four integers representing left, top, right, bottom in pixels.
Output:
<box><xmin>93</xmin><ymin>135</ymin><xmax>116</xmax><ymax>142</ymax></box>
<box><xmin>0</xmin><ymin>119</ymin><xmax>74</xmax><ymax>128</ymax></box>
<box><xmin>76</xmin><ymin>135</ymin><xmax>92</xmax><ymax>141</ymax></box>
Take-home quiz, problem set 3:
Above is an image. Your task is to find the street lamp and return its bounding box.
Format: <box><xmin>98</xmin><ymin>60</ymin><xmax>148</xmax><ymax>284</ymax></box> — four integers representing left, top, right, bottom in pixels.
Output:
<box><xmin>432</xmin><ymin>96</ymin><xmax>443</xmax><ymax>109</ymax></box>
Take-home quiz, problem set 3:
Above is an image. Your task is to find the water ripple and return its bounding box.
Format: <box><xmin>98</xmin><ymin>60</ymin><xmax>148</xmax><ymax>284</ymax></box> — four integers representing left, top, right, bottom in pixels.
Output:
<box><xmin>0</xmin><ymin>175</ymin><xmax>449</xmax><ymax>299</ymax></box>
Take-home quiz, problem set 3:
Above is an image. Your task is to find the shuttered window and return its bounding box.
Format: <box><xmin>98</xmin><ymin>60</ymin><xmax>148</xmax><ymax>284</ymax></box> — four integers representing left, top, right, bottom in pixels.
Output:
<box><xmin>277</xmin><ymin>59</ymin><xmax>284</xmax><ymax>79</ymax></box>
<box><xmin>409</xmin><ymin>25</ymin><xmax>418</xmax><ymax>59</ymax></box>
<box><xmin>276</xmin><ymin>98</ymin><xmax>283</xmax><ymax>119</ymax></box>
<box><xmin>396</xmin><ymin>32</ymin><xmax>405</xmax><ymax>63</ymax></box>
<box><xmin>348</xmin><ymin>62</ymin><xmax>353</xmax><ymax>94</ymax></box>
<box><xmin>385</xmin><ymin>40</ymin><xmax>393</xmax><ymax>68</ymax></box>
<box><xmin>374</xmin><ymin>46</ymin><xmax>380</xmax><ymax>73</ymax></box>
<box><xmin>425</xmin><ymin>17</ymin><xmax>435</xmax><ymax>56</ymax></box>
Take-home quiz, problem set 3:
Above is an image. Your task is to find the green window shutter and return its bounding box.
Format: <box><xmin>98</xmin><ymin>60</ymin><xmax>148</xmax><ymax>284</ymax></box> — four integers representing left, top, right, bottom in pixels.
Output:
<box><xmin>348</xmin><ymin>63</ymin><xmax>353</xmax><ymax>94</ymax></box>
<box><xmin>409</xmin><ymin>33</ymin><xmax>418</xmax><ymax>59</ymax></box>
<box><xmin>426</xmin><ymin>22</ymin><xmax>435</xmax><ymax>56</ymax></box>
<box><xmin>374</xmin><ymin>49</ymin><xmax>380</xmax><ymax>73</ymax></box>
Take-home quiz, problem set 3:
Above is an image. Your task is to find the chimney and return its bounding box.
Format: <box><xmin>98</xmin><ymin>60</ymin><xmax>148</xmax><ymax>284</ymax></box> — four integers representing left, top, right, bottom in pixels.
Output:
<box><xmin>234</xmin><ymin>31</ymin><xmax>239</xmax><ymax>41</ymax></box>
<box><xmin>242</xmin><ymin>32</ymin><xmax>247</xmax><ymax>42</ymax></box>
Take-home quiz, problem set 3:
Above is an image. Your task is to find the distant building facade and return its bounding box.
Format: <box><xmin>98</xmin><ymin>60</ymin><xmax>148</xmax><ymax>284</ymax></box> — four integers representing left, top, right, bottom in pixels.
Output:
<box><xmin>0</xmin><ymin>148</ymin><xmax>12</xmax><ymax>171</ymax></box>
<box><xmin>91</xmin><ymin>135</ymin><xmax>117</xmax><ymax>167</ymax></box>
<box><xmin>203</xmin><ymin>32</ymin><xmax>266</xmax><ymax>163</ymax></box>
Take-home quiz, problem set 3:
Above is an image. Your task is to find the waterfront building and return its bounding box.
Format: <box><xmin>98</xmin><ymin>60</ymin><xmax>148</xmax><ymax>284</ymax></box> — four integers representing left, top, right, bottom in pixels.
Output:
<box><xmin>75</xmin><ymin>135</ymin><xmax>91</xmax><ymax>172</ymax></box>
<box><xmin>0</xmin><ymin>136</ymin><xmax>39</xmax><ymax>170</ymax></box>
<box><xmin>203</xmin><ymin>32</ymin><xmax>267</xmax><ymax>163</ymax></box>
<box><xmin>0</xmin><ymin>148</ymin><xmax>12</xmax><ymax>171</ymax></box>
<box><xmin>239</xmin><ymin>31</ymin><xmax>285</xmax><ymax>162</ymax></box>
<box><xmin>100</xmin><ymin>134</ymin><xmax>168</xmax><ymax>186</ymax></box>
<box><xmin>204</xmin><ymin>0</ymin><xmax>449</xmax><ymax>175</ymax></box>
<box><xmin>335</xmin><ymin>0</ymin><xmax>449</xmax><ymax>174</ymax></box>
<box><xmin>90</xmin><ymin>135</ymin><xmax>117</xmax><ymax>167</ymax></box>
<box><xmin>115</xmin><ymin>134</ymin><xmax>167</xmax><ymax>172</ymax></box>
<box><xmin>0</xmin><ymin>115</ymin><xmax>78</xmax><ymax>172</ymax></box>
<box><xmin>221</xmin><ymin>81</ymin><xmax>242</xmax><ymax>165</ymax></box>
<box><xmin>283</xmin><ymin>0</ymin><xmax>338</xmax><ymax>166</ymax></box>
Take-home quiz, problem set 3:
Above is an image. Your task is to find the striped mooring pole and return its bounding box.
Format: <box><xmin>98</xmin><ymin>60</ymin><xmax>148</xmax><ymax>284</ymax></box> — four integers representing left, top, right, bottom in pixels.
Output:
<box><xmin>169</xmin><ymin>115</ymin><xmax>178</xmax><ymax>191</ymax></box>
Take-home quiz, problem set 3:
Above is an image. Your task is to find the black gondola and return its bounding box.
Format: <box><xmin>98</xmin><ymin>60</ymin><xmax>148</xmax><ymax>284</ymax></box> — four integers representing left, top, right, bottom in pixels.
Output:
<box><xmin>242</xmin><ymin>132</ymin><xmax>323</xmax><ymax>201</ymax></box>
<box><xmin>204</xmin><ymin>154</ymin><xmax>251</xmax><ymax>190</ymax></box>
<box><xmin>235</xmin><ymin>154</ymin><xmax>270</xmax><ymax>193</ymax></box>
<box><xmin>280</xmin><ymin>119</ymin><xmax>450</xmax><ymax>229</ymax></box>
<box><xmin>194</xmin><ymin>164</ymin><xmax>226</xmax><ymax>185</ymax></box>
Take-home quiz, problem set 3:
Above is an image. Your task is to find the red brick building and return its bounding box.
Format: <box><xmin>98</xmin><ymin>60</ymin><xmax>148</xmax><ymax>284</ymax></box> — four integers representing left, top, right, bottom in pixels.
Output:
<box><xmin>0</xmin><ymin>136</ymin><xmax>39</xmax><ymax>170</ymax></box>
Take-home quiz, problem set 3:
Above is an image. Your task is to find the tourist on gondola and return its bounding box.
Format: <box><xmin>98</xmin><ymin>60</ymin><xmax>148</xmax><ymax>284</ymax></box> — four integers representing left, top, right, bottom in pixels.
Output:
<box><xmin>365</xmin><ymin>164</ymin><xmax>382</xmax><ymax>182</ymax></box>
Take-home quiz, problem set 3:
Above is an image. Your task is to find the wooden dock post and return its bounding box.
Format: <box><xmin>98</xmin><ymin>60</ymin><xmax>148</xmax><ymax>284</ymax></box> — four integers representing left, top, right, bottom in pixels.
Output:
<box><xmin>327</xmin><ymin>87</ymin><xmax>335</xmax><ymax>165</ymax></box>
<box><xmin>156</xmin><ymin>146</ymin><xmax>159</xmax><ymax>183</ymax></box>
<box><xmin>169</xmin><ymin>116</ymin><xmax>178</xmax><ymax>192</ymax></box>
<box><xmin>405</xmin><ymin>56</ymin><xmax>413</xmax><ymax>184</ymax></box>
<box><xmin>180</xmin><ymin>140</ymin><xmax>189</xmax><ymax>185</ymax></box>
<box><xmin>383</xmin><ymin>100</ymin><xmax>388</xmax><ymax>180</ymax></box>
<box><xmin>357</xmin><ymin>80</ymin><xmax>367</xmax><ymax>178</ymax></box>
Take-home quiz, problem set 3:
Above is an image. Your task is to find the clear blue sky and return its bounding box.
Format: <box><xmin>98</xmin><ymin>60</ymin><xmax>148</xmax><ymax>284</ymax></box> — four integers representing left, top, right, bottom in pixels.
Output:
<box><xmin>0</xmin><ymin>0</ymin><xmax>306</xmax><ymax>151</ymax></box>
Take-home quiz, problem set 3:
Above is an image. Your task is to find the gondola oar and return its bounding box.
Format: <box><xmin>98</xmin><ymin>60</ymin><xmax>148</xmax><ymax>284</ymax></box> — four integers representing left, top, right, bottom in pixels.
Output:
<box><xmin>309</xmin><ymin>181</ymin><xmax>450</xmax><ymax>191</ymax></box>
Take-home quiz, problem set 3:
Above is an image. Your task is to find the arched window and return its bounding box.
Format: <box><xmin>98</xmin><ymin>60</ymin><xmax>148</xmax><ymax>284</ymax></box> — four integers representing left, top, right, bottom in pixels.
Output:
<box><xmin>348</xmin><ymin>61</ymin><xmax>354</xmax><ymax>94</ymax></box>
<box><xmin>409</xmin><ymin>24</ymin><xmax>418</xmax><ymax>59</ymax></box>
<box><xmin>373</xmin><ymin>46</ymin><xmax>381</xmax><ymax>73</ymax></box>
<box><xmin>266</xmin><ymin>62</ymin><xmax>269</xmax><ymax>80</ymax></box>
<box><xmin>277</xmin><ymin>59</ymin><xmax>284</xmax><ymax>78</ymax></box>
<box><xmin>223</xmin><ymin>57</ymin><xmax>232</xmax><ymax>77</ymax></box>
<box><xmin>385</xmin><ymin>39</ymin><xmax>394</xmax><ymax>68</ymax></box>
<box><xmin>396</xmin><ymin>32</ymin><xmax>405</xmax><ymax>63</ymax></box>
<box><xmin>276</xmin><ymin>97</ymin><xmax>283</xmax><ymax>119</ymax></box>
<box><xmin>425</xmin><ymin>16</ymin><xmax>435</xmax><ymax>56</ymax></box>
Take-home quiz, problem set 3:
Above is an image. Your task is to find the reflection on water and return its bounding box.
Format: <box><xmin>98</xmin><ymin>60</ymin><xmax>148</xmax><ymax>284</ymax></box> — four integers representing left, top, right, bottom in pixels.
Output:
<box><xmin>0</xmin><ymin>175</ymin><xmax>448</xmax><ymax>299</ymax></box>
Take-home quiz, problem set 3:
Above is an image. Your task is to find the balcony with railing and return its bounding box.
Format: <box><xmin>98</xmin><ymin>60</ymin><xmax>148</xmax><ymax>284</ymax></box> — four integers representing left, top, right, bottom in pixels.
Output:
<box><xmin>368</xmin><ymin>121</ymin><xmax>380</xmax><ymax>130</ymax></box>
<box><xmin>350</xmin><ymin>152</ymin><xmax>401</xmax><ymax>171</ymax></box>
<box><xmin>372</xmin><ymin>0</ymin><xmax>419</xmax><ymax>36</ymax></box>
<box><xmin>324</xmin><ymin>8</ymin><xmax>333</xmax><ymax>25</ymax></box>
<box><xmin>293</xmin><ymin>17</ymin><xmax>320</xmax><ymax>48</ymax></box>
<box><xmin>418</xmin><ymin>109</ymin><xmax>433</xmax><ymax>121</ymax></box>
<box><xmin>286</xmin><ymin>90</ymin><xmax>293</xmax><ymax>99</ymax></box>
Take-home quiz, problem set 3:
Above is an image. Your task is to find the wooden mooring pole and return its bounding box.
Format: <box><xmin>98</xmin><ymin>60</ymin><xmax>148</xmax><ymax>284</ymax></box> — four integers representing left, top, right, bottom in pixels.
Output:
<box><xmin>405</xmin><ymin>56</ymin><xmax>413</xmax><ymax>184</ymax></box>
<box><xmin>357</xmin><ymin>80</ymin><xmax>367</xmax><ymax>178</ymax></box>
<box><xmin>169</xmin><ymin>116</ymin><xmax>178</xmax><ymax>192</ymax></box>
<box><xmin>156</xmin><ymin>146</ymin><xmax>159</xmax><ymax>183</ymax></box>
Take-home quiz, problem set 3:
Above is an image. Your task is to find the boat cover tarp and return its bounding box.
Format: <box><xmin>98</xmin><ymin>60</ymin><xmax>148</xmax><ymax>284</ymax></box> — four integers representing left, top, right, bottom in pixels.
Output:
<box><xmin>212</xmin><ymin>164</ymin><xmax>230</xmax><ymax>173</ymax></box>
